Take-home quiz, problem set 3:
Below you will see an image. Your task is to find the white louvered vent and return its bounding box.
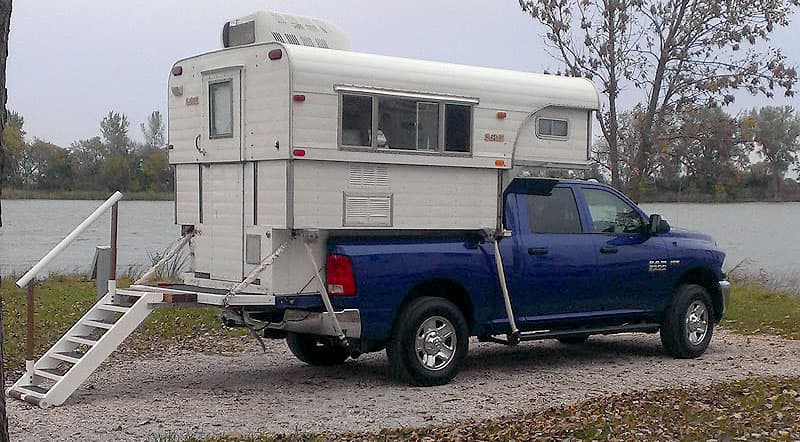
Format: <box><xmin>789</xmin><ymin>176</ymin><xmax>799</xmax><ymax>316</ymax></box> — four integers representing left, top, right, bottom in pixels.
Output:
<box><xmin>344</xmin><ymin>194</ymin><xmax>392</xmax><ymax>227</ymax></box>
<box><xmin>348</xmin><ymin>163</ymin><xmax>389</xmax><ymax>187</ymax></box>
<box><xmin>223</xmin><ymin>11</ymin><xmax>350</xmax><ymax>51</ymax></box>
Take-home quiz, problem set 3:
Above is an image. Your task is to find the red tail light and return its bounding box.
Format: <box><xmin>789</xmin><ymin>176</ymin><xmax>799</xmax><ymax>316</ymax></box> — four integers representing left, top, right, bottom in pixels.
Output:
<box><xmin>326</xmin><ymin>254</ymin><xmax>356</xmax><ymax>296</ymax></box>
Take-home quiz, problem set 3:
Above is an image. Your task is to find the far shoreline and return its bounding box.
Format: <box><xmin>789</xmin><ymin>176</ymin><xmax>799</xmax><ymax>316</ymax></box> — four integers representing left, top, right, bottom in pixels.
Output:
<box><xmin>1</xmin><ymin>188</ymin><xmax>172</xmax><ymax>201</ymax></box>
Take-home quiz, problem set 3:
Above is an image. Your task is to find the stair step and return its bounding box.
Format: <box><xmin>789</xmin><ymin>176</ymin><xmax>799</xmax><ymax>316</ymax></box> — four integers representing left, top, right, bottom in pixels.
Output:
<box><xmin>51</xmin><ymin>351</ymin><xmax>85</xmax><ymax>364</ymax></box>
<box><xmin>96</xmin><ymin>304</ymin><xmax>130</xmax><ymax>313</ymax></box>
<box><xmin>66</xmin><ymin>335</ymin><xmax>98</xmax><ymax>346</ymax></box>
<box><xmin>9</xmin><ymin>385</ymin><xmax>49</xmax><ymax>399</ymax></box>
<box><xmin>83</xmin><ymin>319</ymin><xmax>116</xmax><ymax>330</ymax></box>
<box><xmin>35</xmin><ymin>368</ymin><xmax>65</xmax><ymax>381</ymax></box>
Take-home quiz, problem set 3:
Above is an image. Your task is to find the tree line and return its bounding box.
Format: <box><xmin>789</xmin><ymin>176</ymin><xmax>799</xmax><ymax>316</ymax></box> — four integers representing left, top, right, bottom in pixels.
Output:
<box><xmin>519</xmin><ymin>0</ymin><xmax>800</xmax><ymax>201</ymax></box>
<box><xmin>1</xmin><ymin>110</ymin><xmax>172</xmax><ymax>194</ymax></box>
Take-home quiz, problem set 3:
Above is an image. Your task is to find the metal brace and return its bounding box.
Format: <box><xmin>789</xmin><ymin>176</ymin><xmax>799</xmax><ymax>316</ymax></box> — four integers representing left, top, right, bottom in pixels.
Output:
<box><xmin>302</xmin><ymin>232</ymin><xmax>349</xmax><ymax>347</ymax></box>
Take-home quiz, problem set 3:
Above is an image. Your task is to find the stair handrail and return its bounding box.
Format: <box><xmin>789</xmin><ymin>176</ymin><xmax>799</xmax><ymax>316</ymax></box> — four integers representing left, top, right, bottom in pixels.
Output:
<box><xmin>16</xmin><ymin>191</ymin><xmax>124</xmax><ymax>288</ymax></box>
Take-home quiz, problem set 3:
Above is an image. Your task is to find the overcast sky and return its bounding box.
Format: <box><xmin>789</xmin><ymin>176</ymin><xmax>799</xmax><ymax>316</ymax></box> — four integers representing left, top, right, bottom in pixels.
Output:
<box><xmin>8</xmin><ymin>0</ymin><xmax>800</xmax><ymax>147</ymax></box>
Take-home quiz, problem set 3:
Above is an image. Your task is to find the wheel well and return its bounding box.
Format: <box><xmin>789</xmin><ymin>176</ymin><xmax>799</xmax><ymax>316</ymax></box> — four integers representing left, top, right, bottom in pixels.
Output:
<box><xmin>398</xmin><ymin>278</ymin><xmax>475</xmax><ymax>331</ymax></box>
<box><xmin>676</xmin><ymin>267</ymin><xmax>723</xmax><ymax>322</ymax></box>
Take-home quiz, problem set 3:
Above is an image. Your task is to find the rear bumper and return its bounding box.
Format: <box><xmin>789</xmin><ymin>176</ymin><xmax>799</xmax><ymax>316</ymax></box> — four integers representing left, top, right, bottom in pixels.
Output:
<box><xmin>719</xmin><ymin>280</ymin><xmax>731</xmax><ymax>319</ymax></box>
<box><xmin>267</xmin><ymin>309</ymin><xmax>362</xmax><ymax>338</ymax></box>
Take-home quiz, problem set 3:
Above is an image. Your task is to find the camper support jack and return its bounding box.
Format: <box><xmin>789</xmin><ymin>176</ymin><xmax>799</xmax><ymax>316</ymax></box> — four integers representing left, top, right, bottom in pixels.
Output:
<box><xmin>303</xmin><ymin>231</ymin><xmax>349</xmax><ymax>346</ymax></box>
<box><xmin>493</xmin><ymin>238</ymin><xmax>520</xmax><ymax>344</ymax></box>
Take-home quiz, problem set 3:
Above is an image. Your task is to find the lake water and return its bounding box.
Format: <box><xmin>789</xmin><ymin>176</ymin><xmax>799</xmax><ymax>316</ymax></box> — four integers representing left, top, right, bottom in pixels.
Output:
<box><xmin>0</xmin><ymin>199</ymin><xmax>798</xmax><ymax>279</ymax></box>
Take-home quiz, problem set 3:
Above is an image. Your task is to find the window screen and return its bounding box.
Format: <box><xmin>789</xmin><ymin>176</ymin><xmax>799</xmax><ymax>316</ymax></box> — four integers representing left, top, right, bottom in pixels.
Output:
<box><xmin>341</xmin><ymin>94</ymin><xmax>373</xmax><ymax>147</ymax></box>
<box><xmin>377</xmin><ymin>98</ymin><xmax>440</xmax><ymax>150</ymax></box>
<box><xmin>209</xmin><ymin>81</ymin><xmax>233</xmax><ymax>138</ymax></box>
<box><xmin>525</xmin><ymin>187</ymin><xmax>582</xmax><ymax>234</ymax></box>
<box><xmin>226</xmin><ymin>21</ymin><xmax>255</xmax><ymax>47</ymax></box>
<box><xmin>445</xmin><ymin>104</ymin><xmax>471</xmax><ymax>152</ymax></box>
<box><xmin>538</xmin><ymin>118</ymin><xmax>569</xmax><ymax>137</ymax></box>
<box><xmin>582</xmin><ymin>188</ymin><xmax>645</xmax><ymax>234</ymax></box>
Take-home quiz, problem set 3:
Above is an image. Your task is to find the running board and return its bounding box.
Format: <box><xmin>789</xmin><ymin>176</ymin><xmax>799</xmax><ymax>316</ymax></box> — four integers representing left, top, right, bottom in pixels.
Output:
<box><xmin>481</xmin><ymin>323</ymin><xmax>661</xmax><ymax>346</ymax></box>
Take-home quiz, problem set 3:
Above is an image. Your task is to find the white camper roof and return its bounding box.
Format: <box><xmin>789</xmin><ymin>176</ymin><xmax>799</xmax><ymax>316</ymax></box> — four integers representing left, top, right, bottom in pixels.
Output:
<box><xmin>282</xmin><ymin>44</ymin><xmax>600</xmax><ymax>113</ymax></box>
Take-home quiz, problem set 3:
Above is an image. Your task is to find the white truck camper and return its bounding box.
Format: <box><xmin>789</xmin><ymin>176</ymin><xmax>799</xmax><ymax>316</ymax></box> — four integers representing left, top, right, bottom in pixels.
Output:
<box><xmin>169</xmin><ymin>10</ymin><xmax>599</xmax><ymax>297</ymax></box>
<box><xmin>7</xmin><ymin>10</ymin><xmax>599</xmax><ymax>408</ymax></box>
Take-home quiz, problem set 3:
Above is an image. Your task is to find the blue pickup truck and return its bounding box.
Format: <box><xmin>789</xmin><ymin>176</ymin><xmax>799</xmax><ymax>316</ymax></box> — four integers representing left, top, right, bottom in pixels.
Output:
<box><xmin>261</xmin><ymin>177</ymin><xmax>730</xmax><ymax>386</ymax></box>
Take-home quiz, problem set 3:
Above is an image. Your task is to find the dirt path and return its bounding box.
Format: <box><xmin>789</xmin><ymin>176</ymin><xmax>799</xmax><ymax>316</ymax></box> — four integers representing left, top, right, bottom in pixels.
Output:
<box><xmin>8</xmin><ymin>329</ymin><xmax>800</xmax><ymax>441</ymax></box>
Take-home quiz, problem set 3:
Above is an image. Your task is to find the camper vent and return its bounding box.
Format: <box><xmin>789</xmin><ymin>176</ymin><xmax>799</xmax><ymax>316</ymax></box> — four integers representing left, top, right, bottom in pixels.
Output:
<box><xmin>315</xmin><ymin>38</ymin><xmax>329</xmax><ymax>49</ymax></box>
<box><xmin>285</xmin><ymin>33</ymin><xmax>300</xmax><ymax>45</ymax></box>
<box><xmin>300</xmin><ymin>36</ymin><xmax>314</xmax><ymax>46</ymax></box>
<box><xmin>348</xmin><ymin>164</ymin><xmax>389</xmax><ymax>187</ymax></box>
<box><xmin>272</xmin><ymin>32</ymin><xmax>286</xmax><ymax>43</ymax></box>
<box><xmin>343</xmin><ymin>194</ymin><xmax>393</xmax><ymax>227</ymax></box>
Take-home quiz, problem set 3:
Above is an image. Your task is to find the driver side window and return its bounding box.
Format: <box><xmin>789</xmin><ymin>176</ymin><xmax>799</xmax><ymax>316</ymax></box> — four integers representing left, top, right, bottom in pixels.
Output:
<box><xmin>582</xmin><ymin>188</ymin><xmax>644</xmax><ymax>234</ymax></box>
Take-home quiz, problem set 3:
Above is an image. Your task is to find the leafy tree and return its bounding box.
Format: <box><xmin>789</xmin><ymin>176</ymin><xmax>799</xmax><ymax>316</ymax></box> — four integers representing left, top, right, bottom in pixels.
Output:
<box><xmin>69</xmin><ymin>136</ymin><xmax>106</xmax><ymax>189</ymax></box>
<box><xmin>100</xmin><ymin>111</ymin><xmax>131</xmax><ymax>155</ymax></box>
<box><xmin>742</xmin><ymin>106</ymin><xmax>800</xmax><ymax>199</ymax></box>
<box><xmin>1</xmin><ymin>110</ymin><xmax>25</xmax><ymax>187</ymax></box>
<box><xmin>141</xmin><ymin>110</ymin><xmax>165</xmax><ymax>151</ymax></box>
<box><xmin>519</xmin><ymin>0</ymin><xmax>799</xmax><ymax>197</ymax></box>
<box><xmin>663</xmin><ymin>107</ymin><xmax>750</xmax><ymax>199</ymax></box>
<box><xmin>100</xmin><ymin>154</ymin><xmax>136</xmax><ymax>192</ymax></box>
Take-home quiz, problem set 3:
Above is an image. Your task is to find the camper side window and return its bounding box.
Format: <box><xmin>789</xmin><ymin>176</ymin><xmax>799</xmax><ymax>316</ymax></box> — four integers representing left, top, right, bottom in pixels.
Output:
<box><xmin>341</xmin><ymin>94</ymin><xmax>373</xmax><ymax>147</ymax></box>
<box><xmin>377</xmin><ymin>98</ymin><xmax>440</xmax><ymax>150</ymax></box>
<box><xmin>445</xmin><ymin>104</ymin><xmax>471</xmax><ymax>152</ymax></box>
<box><xmin>537</xmin><ymin>118</ymin><xmax>569</xmax><ymax>138</ymax></box>
<box><xmin>209</xmin><ymin>80</ymin><xmax>234</xmax><ymax>138</ymax></box>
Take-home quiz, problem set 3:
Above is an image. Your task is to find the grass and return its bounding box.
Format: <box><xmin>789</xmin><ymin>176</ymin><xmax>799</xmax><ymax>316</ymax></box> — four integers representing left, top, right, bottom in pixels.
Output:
<box><xmin>723</xmin><ymin>281</ymin><xmax>800</xmax><ymax>340</ymax></box>
<box><xmin>0</xmin><ymin>274</ymin><xmax>245</xmax><ymax>375</ymax></box>
<box><xmin>1</xmin><ymin>187</ymin><xmax>173</xmax><ymax>201</ymax></box>
<box><xmin>171</xmin><ymin>376</ymin><xmax>800</xmax><ymax>441</ymax></box>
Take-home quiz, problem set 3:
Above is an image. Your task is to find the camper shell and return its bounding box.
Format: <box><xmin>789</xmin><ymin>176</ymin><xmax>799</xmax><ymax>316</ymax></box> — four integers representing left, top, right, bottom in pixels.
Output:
<box><xmin>167</xmin><ymin>10</ymin><xmax>599</xmax><ymax>296</ymax></box>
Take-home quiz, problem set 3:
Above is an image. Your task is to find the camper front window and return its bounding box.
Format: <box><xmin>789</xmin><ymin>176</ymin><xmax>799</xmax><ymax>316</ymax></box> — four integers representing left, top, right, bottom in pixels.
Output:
<box><xmin>537</xmin><ymin>118</ymin><xmax>569</xmax><ymax>138</ymax></box>
<box><xmin>209</xmin><ymin>80</ymin><xmax>233</xmax><ymax>138</ymax></box>
<box><xmin>341</xmin><ymin>94</ymin><xmax>373</xmax><ymax>147</ymax></box>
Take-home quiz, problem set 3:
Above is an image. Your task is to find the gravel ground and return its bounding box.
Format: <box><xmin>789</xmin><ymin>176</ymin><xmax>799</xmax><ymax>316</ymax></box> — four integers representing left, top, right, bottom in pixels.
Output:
<box><xmin>7</xmin><ymin>329</ymin><xmax>800</xmax><ymax>441</ymax></box>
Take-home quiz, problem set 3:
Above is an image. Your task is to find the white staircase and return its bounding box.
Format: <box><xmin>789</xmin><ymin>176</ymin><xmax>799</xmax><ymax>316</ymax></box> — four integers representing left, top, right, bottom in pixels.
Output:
<box><xmin>7</xmin><ymin>288</ymin><xmax>164</xmax><ymax>408</ymax></box>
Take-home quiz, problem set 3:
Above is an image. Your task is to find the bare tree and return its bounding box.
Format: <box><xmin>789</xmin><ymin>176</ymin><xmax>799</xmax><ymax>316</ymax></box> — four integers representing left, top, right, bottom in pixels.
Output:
<box><xmin>0</xmin><ymin>0</ymin><xmax>13</xmax><ymax>438</ymax></box>
<box><xmin>519</xmin><ymin>0</ymin><xmax>798</xmax><ymax>198</ymax></box>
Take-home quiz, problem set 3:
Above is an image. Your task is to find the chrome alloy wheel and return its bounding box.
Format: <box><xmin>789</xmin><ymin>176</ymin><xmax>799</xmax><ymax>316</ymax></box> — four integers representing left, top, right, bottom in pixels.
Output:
<box><xmin>414</xmin><ymin>315</ymin><xmax>456</xmax><ymax>371</ymax></box>
<box><xmin>686</xmin><ymin>300</ymin><xmax>709</xmax><ymax>345</ymax></box>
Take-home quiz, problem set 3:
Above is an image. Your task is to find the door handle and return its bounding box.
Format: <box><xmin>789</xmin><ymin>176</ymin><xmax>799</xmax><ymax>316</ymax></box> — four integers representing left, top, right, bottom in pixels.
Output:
<box><xmin>528</xmin><ymin>247</ymin><xmax>549</xmax><ymax>255</ymax></box>
<box><xmin>195</xmin><ymin>134</ymin><xmax>207</xmax><ymax>155</ymax></box>
<box><xmin>600</xmin><ymin>246</ymin><xmax>619</xmax><ymax>254</ymax></box>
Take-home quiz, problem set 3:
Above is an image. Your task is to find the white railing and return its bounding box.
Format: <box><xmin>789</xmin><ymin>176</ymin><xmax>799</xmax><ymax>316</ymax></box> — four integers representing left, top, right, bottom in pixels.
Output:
<box><xmin>16</xmin><ymin>191</ymin><xmax>124</xmax><ymax>288</ymax></box>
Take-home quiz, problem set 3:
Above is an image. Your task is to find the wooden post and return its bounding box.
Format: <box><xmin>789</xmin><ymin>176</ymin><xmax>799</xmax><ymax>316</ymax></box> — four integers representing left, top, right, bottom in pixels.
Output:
<box><xmin>110</xmin><ymin>202</ymin><xmax>118</xmax><ymax>280</ymax></box>
<box><xmin>26</xmin><ymin>281</ymin><xmax>34</xmax><ymax>360</ymax></box>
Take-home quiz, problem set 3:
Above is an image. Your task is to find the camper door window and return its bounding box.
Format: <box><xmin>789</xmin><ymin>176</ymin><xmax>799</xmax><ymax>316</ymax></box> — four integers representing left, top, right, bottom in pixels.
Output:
<box><xmin>209</xmin><ymin>80</ymin><xmax>234</xmax><ymax>138</ymax></box>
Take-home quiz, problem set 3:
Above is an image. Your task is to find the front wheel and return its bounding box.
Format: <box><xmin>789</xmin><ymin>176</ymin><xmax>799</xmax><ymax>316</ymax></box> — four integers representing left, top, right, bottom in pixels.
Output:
<box><xmin>660</xmin><ymin>284</ymin><xmax>714</xmax><ymax>358</ymax></box>
<box><xmin>386</xmin><ymin>297</ymin><xmax>469</xmax><ymax>386</ymax></box>
<box><xmin>286</xmin><ymin>333</ymin><xmax>349</xmax><ymax>366</ymax></box>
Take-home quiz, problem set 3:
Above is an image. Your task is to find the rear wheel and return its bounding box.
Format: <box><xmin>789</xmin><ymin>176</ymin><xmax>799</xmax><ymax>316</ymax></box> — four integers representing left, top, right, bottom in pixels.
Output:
<box><xmin>286</xmin><ymin>333</ymin><xmax>349</xmax><ymax>366</ymax></box>
<box><xmin>660</xmin><ymin>284</ymin><xmax>714</xmax><ymax>358</ymax></box>
<box><xmin>386</xmin><ymin>297</ymin><xmax>469</xmax><ymax>386</ymax></box>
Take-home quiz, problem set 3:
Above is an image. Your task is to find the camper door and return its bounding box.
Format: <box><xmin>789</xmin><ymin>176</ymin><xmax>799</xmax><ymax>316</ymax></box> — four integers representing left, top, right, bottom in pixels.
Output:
<box><xmin>195</xmin><ymin>68</ymin><xmax>246</xmax><ymax>282</ymax></box>
<box><xmin>201</xmin><ymin>69</ymin><xmax>243</xmax><ymax>161</ymax></box>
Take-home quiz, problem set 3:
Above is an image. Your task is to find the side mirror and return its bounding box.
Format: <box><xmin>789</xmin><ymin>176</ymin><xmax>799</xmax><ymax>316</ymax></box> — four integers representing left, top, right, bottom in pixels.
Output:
<box><xmin>648</xmin><ymin>214</ymin><xmax>670</xmax><ymax>235</ymax></box>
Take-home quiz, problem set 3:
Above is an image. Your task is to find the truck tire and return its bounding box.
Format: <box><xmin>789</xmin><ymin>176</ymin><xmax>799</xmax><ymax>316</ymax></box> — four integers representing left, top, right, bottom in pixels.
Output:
<box><xmin>286</xmin><ymin>333</ymin><xmax>349</xmax><ymax>366</ymax></box>
<box><xmin>386</xmin><ymin>297</ymin><xmax>469</xmax><ymax>386</ymax></box>
<box><xmin>660</xmin><ymin>284</ymin><xmax>714</xmax><ymax>359</ymax></box>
